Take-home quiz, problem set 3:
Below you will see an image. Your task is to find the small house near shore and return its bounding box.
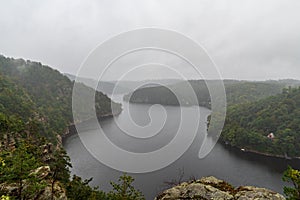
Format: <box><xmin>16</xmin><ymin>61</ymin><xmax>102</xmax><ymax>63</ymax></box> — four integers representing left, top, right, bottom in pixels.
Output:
<box><xmin>267</xmin><ymin>133</ymin><xmax>275</xmax><ymax>139</ymax></box>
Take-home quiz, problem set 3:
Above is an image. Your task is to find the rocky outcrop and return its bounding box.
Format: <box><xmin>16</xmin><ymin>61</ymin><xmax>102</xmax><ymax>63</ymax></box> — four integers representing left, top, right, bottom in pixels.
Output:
<box><xmin>29</xmin><ymin>165</ymin><xmax>51</xmax><ymax>179</ymax></box>
<box><xmin>234</xmin><ymin>186</ymin><xmax>285</xmax><ymax>200</ymax></box>
<box><xmin>36</xmin><ymin>181</ymin><xmax>67</xmax><ymax>200</ymax></box>
<box><xmin>155</xmin><ymin>176</ymin><xmax>285</xmax><ymax>200</ymax></box>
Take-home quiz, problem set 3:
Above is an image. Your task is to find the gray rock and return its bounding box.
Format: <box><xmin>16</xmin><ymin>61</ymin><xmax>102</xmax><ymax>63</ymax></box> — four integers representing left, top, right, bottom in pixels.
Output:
<box><xmin>155</xmin><ymin>176</ymin><xmax>285</xmax><ymax>200</ymax></box>
<box><xmin>235</xmin><ymin>186</ymin><xmax>285</xmax><ymax>200</ymax></box>
<box><xmin>29</xmin><ymin>165</ymin><xmax>51</xmax><ymax>179</ymax></box>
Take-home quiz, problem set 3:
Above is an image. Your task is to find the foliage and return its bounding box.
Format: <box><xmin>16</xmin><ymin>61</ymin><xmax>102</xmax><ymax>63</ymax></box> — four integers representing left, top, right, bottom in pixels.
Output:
<box><xmin>107</xmin><ymin>174</ymin><xmax>145</xmax><ymax>200</ymax></box>
<box><xmin>124</xmin><ymin>80</ymin><xmax>211</xmax><ymax>108</ymax></box>
<box><xmin>66</xmin><ymin>174</ymin><xmax>145</xmax><ymax>200</ymax></box>
<box><xmin>0</xmin><ymin>195</ymin><xmax>10</xmax><ymax>200</ymax></box>
<box><xmin>221</xmin><ymin>87</ymin><xmax>300</xmax><ymax>157</ymax></box>
<box><xmin>48</xmin><ymin>148</ymin><xmax>72</xmax><ymax>199</ymax></box>
<box><xmin>49</xmin><ymin>149</ymin><xmax>71</xmax><ymax>184</ymax></box>
<box><xmin>124</xmin><ymin>79</ymin><xmax>300</xmax><ymax>157</ymax></box>
<box><xmin>225</xmin><ymin>81</ymin><xmax>284</xmax><ymax>106</ymax></box>
<box><xmin>0</xmin><ymin>75</ymin><xmax>36</xmax><ymax>121</ymax></box>
<box><xmin>0</xmin><ymin>55</ymin><xmax>149</xmax><ymax>200</ymax></box>
<box><xmin>0</xmin><ymin>142</ymin><xmax>46</xmax><ymax>199</ymax></box>
<box><xmin>66</xmin><ymin>175</ymin><xmax>106</xmax><ymax>200</ymax></box>
<box><xmin>0</xmin><ymin>112</ymin><xmax>144</xmax><ymax>199</ymax></box>
<box><xmin>0</xmin><ymin>55</ymin><xmax>145</xmax><ymax>199</ymax></box>
<box><xmin>0</xmin><ymin>55</ymin><xmax>121</xmax><ymax>142</ymax></box>
<box><xmin>282</xmin><ymin>166</ymin><xmax>300</xmax><ymax>200</ymax></box>
<box><xmin>124</xmin><ymin>80</ymin><xmax>287</xmax><ymax>109</ymax></box>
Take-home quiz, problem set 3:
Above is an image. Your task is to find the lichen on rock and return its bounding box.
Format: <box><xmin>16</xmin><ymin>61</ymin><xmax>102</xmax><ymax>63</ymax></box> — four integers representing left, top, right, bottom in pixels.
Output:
<box><xmin>155</xmin><ymin>176</ymin><xmax>285</xmax><ymax>200</ymax></box>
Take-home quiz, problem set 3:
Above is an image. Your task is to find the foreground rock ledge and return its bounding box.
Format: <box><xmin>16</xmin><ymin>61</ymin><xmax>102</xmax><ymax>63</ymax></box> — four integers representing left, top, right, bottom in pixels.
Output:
<box><xmin>155</xmin><ymin>176</ymin><xmax>285</xmax><ymax>200</ymax></box>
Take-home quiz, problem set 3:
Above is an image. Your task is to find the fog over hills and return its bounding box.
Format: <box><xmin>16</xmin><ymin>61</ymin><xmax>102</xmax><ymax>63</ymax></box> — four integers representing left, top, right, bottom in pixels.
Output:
<box><xmin>1</xmin><ymin>0</ymin><xmax>300</xmax><ymax>81</ymax></box>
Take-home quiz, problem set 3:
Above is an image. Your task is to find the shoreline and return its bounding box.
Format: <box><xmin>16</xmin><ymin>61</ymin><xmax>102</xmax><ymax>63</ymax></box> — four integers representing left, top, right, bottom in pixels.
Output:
<box><xmin>221</xmin><ymin>141</ymin><xmax>300</xmax><ymax>161</ymax></box>
<box><xmin>62</xmin><ymin>109</ymin><xmax>122</xmax><ymax>143</ymax></box>
<box><xmin>123</xmin><ymin>99</ymin><xmax>211</xmax><ymax>109</ymax></box>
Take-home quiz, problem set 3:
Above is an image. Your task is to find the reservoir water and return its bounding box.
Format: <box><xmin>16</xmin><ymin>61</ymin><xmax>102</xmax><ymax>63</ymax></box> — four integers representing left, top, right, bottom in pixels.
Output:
<box><xmin>64</xmin><ymin>95</ymin><xmax>300</xmax><ymax>199</ymax></box>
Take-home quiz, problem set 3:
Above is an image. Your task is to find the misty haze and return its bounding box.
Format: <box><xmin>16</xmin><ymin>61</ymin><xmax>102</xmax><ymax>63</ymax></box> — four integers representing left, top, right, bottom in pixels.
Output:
<box><xmin>0</xmin><ymin>1</ymin><xmax>300</xmax><ymax>200</ymax></box>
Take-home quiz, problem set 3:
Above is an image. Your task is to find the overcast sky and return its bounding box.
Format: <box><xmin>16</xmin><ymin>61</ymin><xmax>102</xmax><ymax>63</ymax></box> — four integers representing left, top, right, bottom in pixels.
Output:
<box><xmin>0</xmin><ymin>0</ymin><xmax>299</xmax><ymax>80</ymax></box>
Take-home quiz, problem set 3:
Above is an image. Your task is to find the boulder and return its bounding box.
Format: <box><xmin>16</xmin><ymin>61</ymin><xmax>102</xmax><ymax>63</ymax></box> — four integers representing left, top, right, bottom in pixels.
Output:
<box><xmin>30</xmin><ymin>165</ymin><xmax>51</xmax><ymax>179</ymax></box>
<box><xmin>155</xmin><ymin>176</ymin><xmax>285</xmax><ymax>200</ymax></box>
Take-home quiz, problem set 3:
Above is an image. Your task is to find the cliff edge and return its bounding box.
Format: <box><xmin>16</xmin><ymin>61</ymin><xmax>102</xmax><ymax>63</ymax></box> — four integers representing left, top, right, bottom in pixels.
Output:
<box><xmin>155</xmin><ymin>176</ymin><xmax>285</xmax><ymax>200</ymax></box>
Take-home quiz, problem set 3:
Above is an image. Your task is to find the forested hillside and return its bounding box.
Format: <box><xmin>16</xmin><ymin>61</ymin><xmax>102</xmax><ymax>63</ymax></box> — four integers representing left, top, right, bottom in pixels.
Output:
<box><xmin>124</xmin><ymin>80</ymin><xmax>287</xmax><ymax>108</ymax></box>
<box><xmin>0</xmin><ymin>55</ymin><xmax>146</xmax><ymax>199</ymax></box>
<box><xmin>64</xmin><ymin>73</ymin><xmax>131</xmax><ymax>95</ymax></box>
<box><xmin>124</xmin><ymin>78</ymin><xmax>300</xmax><ymax>158</ymax></box>
<box><xmin>0</xmin><ymin>109</ymin><xmax>143</xmax><ymax>199</ymax></box>
<box><xmin>221</xmin><ymin>87</ymin><xmax>300</xmax><ymax>157</ymax></box>
<box><xmin>124</xmin><ymin>80</ymin><xmax>211</xmax><ymax>108</ymax></box>
<box><xmin>0</xmin><ymin>74</ymin><xmax>36</xmax><ymax>121</ymax></box>
<box><xmin>0</xmin><ymin>55</ymin><xmax>121</xmax><ymax>141</ymax></box>
<box><xmin>225</xmin><ymin>81</ymin><xmax>284</xmax><ymax>106</ymax></box>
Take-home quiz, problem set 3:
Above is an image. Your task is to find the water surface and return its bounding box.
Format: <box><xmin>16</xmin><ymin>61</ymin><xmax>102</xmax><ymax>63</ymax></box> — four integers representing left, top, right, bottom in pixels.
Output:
<box><xmin>64</xmin><ymin>96</ymin><xmax>300</xmax><ymax>199</ymax></box>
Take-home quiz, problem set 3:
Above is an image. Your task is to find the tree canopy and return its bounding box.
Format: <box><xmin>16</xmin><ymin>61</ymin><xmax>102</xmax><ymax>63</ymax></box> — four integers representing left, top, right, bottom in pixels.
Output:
<box><xmin>0</xmin><ymin>55</ymin><xmax>121</xmax><ymax>142</ymax></box>
<box><xmin>221</xmin><ymin>87</ymin><xmax>300</xmax><ymax>157</ymax></box>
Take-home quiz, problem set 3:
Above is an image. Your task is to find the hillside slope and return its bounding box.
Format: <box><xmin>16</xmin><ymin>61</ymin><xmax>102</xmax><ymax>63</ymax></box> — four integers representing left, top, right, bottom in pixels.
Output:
<box><xmin>0</xmin><ymin>55</ymin><xmax>126</xmax><ymax>199</ymax></box>
<box><xmin>221</xmin><ymin>87</ymin><xmax>300</xmax><ymax>157</ymax></box>
<box><xmin>0</xmin><ymin>55</ymin><xmax>121</xmax><ymax>141</ymax></box>
<box><xmin>124</xmin><ymin>80</ymin><xmax>287</xmax><ymax>108</ymax></box>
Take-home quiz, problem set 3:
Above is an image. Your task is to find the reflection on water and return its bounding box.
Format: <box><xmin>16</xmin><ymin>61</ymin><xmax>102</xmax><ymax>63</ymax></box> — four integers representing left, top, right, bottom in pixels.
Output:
<box><xmin>64</xmin><ymin>96</ymin><xmax>300</xmax><ymax>199</ymax></box>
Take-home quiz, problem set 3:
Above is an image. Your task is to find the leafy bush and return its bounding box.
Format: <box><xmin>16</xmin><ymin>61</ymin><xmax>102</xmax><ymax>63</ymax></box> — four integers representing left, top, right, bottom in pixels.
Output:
<box><xmin>283</xmin><ymin>166</ymin><xmax>300</xmax><ymax>200</ymax></box>
<box><xmin>108</xmin><ymin>174</ymin><xmax>145</xmax><ymax>200</ymax></box>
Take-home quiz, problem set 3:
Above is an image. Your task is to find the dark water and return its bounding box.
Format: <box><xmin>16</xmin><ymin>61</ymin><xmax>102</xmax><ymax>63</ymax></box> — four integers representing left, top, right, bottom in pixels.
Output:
<box><xmin>64</xmin><ymin>96</ymin><xmax>300</xmax><ymax>199</ymax></box>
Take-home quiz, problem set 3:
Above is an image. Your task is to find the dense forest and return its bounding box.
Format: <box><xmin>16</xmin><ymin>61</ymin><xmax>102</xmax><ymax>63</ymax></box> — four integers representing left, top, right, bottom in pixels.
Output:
<box><xmin>124</xmin><ymin>80</ymin><xmax>211</xmax><ymax>108</ymax></box>
<box><xmin>0</xmin><ymin>55</ymin><xmax>121</xmax><ymax>142</ymax></box>
<box><xmin>1</xmin><ymin>54</ymin><xmax>300</xmax><ymax>198</ymax></box>
<box><xmin>221</xmin><ymin>86</ymin><xmax>300</xmax><ymax>158</ymax></box>
<box><xmin>0</xmin><ymin>55</ymin><xmax>146</xmax><ymax>199</ymax></box>
<box><xmin>124</xmin><ymin>79</ymin><xmax>293</xmax><ymax>108</ymax></box>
